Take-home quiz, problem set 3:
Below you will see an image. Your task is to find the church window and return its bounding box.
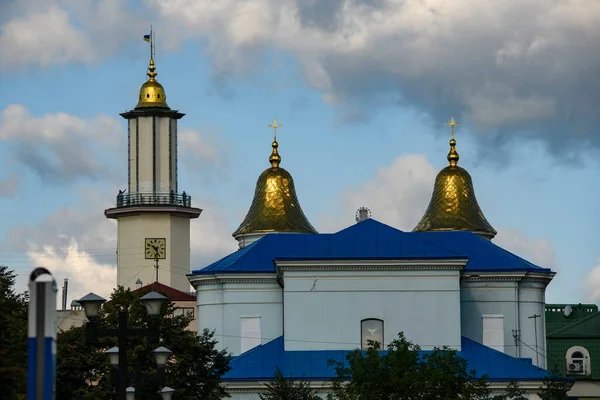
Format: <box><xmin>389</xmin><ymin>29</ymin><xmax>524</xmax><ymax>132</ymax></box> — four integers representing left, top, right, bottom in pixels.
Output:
<box><xmin>566</xmin><ymin>346</ymin><xmax>591</xmax><ymax>375</ymax></box>
<box><xmin>361</xmin><ymin>319</ymin><xmax>384</xmax><ymax>350</ymax></box>
<box><xmin>241</xmin><ymin>316</ymin><xmax>261</xmax><ymax>354</ymax></box>
<box><xmin>482</xmin><ymin>314</ymin><xmax>504</xmax><ymax>353</ymax></box>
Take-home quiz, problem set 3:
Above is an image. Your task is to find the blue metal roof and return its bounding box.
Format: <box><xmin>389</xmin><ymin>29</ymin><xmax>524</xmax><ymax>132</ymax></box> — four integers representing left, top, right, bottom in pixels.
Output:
<box><xmin>192</xmin><ymin>219</ymin><xmax>552</xmax><ymax>275</ymax></box>
<box><xmin>224</xmin><ymin>336</ymin><xmax>551</xmax><ymax>382</ymax></box>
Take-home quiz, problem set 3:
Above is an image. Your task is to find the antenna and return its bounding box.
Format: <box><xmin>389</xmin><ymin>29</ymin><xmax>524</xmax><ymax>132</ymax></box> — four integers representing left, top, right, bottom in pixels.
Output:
<box><xmin>355</xmin><ymin>207</ymin><xmax>372</xmax><ymax>223</ymax></box>
<box><xmin>528</xmin><ymin>314</ymin><xmax>541</xmax><ymax>366</ymax></box>
<box><xmin>152</xmin><ymin>27</ymin><xmax>156</xmax><ymax>61</ymax></box>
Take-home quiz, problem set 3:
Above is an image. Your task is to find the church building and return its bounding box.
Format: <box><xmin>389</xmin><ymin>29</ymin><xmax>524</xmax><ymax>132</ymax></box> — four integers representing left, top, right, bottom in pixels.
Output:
<box><xmin>188</xmin><ymin>117</ymin><xmax>557</xmax><ymax>398</ymax></box>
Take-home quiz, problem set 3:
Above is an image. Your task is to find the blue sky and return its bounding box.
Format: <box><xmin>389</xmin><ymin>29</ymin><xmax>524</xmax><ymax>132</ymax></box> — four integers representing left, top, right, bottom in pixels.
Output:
<box><xmin>1</xmin><ymin>0</ymin><xmax>599</xmax><ymax>302</ymax></box>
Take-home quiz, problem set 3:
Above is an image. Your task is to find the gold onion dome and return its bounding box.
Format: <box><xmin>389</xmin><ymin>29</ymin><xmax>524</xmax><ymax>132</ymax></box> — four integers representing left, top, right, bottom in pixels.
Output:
<box><xmin>233</xmin><ymin>119</ymin><xmax>317</xmax><ymax>241</ymax></box>
<box><xmin>135</xmin><ymin>58</ymin><xmax>170</xmax><ymax>109</ymax></box>
<box><xmin>413</xmin><ymin>117</ymin><xmax>497</xmax><ymax>240</ymax></box>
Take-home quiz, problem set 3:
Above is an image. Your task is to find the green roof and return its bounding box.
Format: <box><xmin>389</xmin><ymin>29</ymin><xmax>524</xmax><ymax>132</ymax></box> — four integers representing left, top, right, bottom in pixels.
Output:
<box><xmin>548</xmin><ymin>312</ymin><xmax>600</xmax><ymax>338</ymax></box>
<box><xmin>545</xmin><ymin>304</ymin><xmax>599</xmax><ymax>333</ymax></box>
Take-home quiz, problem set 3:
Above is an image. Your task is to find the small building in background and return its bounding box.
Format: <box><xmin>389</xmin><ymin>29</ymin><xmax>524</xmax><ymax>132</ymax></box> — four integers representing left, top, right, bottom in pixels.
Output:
<box><xmin>545</xmin><ymin>303</ymin><xmax>600</xmax><ymax>399</ymax></box>
<box><xmin>134</xmin><ymin>282</ymin><xmax>197</xmax><ymax>332</ymax></box>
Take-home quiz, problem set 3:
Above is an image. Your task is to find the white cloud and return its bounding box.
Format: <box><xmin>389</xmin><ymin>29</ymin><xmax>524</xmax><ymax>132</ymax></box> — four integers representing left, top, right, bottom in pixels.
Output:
<box><xmin>0</xmin><ymin>5</ymin><xmax>93</xmax><ymax>68</ymax></box>
<box><xmin>585</xmin><ymin>260</ymin><xmax>600</xmax><ymax>303</ymax></box>
<box><xmin>0</xmin><ymin>104</ymin><xmax>124</xmax><ymax>184</ymax></box>
<box><xmin>0</xmin><ymin>0</ymin><xmax>149</xmax><ymax>69</ymax></box>
<box><xmin>317</xmin><ymin>154</ymin><xmax>438</xmax><ymax>232</ymax></box>
<box><xmin>27</xmin><ymin>238</ymin><xmax>117</xmax><ymax>302</ymax></box>
<box><xmin>494</xmin><ymin>229</ymin><xmax>557</xmax><ymax>270</ymax></box>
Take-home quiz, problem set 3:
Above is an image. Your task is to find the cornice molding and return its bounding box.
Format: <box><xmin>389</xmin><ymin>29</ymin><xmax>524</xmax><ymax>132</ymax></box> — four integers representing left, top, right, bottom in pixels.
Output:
<box><xmin>461</xmin><ymin>271</ymin><xmax>555</xmax><ymax>285</ymax></box>
<box><xmin>222</xmin><ymin>380</ymin><xmax>551</xmax><ymax>393</ymax></box>
<box><xmin>276</xmin><ymin>259</ymin><xmax>468</xmax><ymax>273</ymax></box>
<box><xmin>188</xmin><ymin>273</ymin><xmax>279</xmax><ymax>287</ymax></box>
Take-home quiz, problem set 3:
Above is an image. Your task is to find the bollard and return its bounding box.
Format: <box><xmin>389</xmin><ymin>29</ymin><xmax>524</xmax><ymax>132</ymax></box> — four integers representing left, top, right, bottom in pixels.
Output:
<box><xmin>27</xmin><ymin>267</ymin><xmax>58</xmax><ymax>400</ymax></box>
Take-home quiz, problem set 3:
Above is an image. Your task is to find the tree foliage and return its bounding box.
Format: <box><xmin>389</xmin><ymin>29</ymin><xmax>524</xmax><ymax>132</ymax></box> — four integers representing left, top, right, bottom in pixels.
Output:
<box><xmin>536</xmin><ymin>374</ymin><xmax>571</xmax><ymax>400</ymax></box>
<box><xmin>326</xmin><ymin>334</ymin><xmax>536</xmax><ymax>400</ymax></box>
<box><xmin>259</xmin><ymin>367</ymin><xmax>321</xmax><ymax>400</ymax></box>
<box><xmin>0</xmin><ymin>266</ymin><xmax>28</xmax><ymax>400</ymax></box>
<box><xmin>56</xmin><ymin>286</ymin><xmax>231</xmax><ymax>400</ymax></box>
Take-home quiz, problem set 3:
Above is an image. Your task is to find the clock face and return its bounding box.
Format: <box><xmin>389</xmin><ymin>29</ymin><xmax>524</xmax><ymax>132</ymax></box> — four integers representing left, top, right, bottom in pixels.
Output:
<box><xmin>145</xmin><ymin>238</ymin><xmax>166</xmax><ymax>259</ymax></box>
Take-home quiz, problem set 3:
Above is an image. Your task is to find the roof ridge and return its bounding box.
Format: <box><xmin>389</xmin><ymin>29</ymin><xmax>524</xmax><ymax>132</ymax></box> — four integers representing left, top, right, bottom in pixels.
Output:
<box><xmin>548</xmin><ymin>312</ymin><xmax>600</xmax><ymax>336</ymax></box>
<box><xmin>345</xmin><ymin>219</ymin><xmax>467</xmax><ymax>259</ymax></box>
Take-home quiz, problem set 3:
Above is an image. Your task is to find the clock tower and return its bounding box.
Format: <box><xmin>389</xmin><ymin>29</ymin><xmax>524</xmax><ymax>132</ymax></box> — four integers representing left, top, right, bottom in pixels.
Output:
<box><xmin>105</xmin><ymin>56</ymin><xmax>202</xmax><ymax>292</ymax></box>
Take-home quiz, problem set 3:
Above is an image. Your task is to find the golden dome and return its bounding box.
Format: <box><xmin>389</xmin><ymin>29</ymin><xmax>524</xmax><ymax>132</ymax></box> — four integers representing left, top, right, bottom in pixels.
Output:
<box><xmin>135</xmin><ymin>59</ymin><xmax>170</xmax><ymax>109</ymax></box>
<box><xmin>232</xmin><ymin>138</ymin><xmax>317</xmax><ymax>238</ymax></box>
<box><xmin>413</xmin><ymin>120</ymin><xmax>496</xmax><ymax>239</ymax></box>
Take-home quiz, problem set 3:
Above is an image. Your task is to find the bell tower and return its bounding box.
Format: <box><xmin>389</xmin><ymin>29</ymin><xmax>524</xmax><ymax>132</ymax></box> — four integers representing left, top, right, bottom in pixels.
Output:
<box><xmin>105</xmin><ymin>49</ymin><xmax>202</xmax><ymax>292</ymax></box>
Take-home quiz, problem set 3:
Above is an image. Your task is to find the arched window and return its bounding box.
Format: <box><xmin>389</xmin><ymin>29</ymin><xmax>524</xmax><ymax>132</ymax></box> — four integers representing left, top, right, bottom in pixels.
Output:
<box><xmin>566</xmin><ymin>346</ymin><xmax>591</xmax><ymax>375</ymax></box>
<box><xmin>361</xmin><ymin>319</ymin><xmax>384</xmax><ymax>350</ymax></box>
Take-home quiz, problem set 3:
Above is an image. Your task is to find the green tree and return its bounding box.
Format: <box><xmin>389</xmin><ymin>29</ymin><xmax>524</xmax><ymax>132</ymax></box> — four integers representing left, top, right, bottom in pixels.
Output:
<box><xmin>496</xmin><ymin>381</ymin><xmax>527</xmax><ymax>400</ymax></box>
<box><xmin>0</xmin><ymin>266</ymin><xmax>28</xmax><ymax>400</ymax></box>
<box><xmin>56</xmin><ymin>286</ymin><xmax>231</xmax><ymax>400</ymax></box>
<box><xmin>259</xmin><ymin>367</ymin><xmax>320</xmax><ymax>400</ymax></box>
<box><xmin>327</xmin><ymin>333</ymin><xmax>532</xmax><ymax>400</ymax></box>
<box><xmin>536</xmin><ymin>374</ymin><xmax>571</xmax><ymax>400</ymax></box>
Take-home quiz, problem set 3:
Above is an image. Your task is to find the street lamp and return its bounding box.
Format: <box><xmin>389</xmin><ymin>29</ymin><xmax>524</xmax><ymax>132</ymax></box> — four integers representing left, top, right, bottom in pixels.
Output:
<box><xmin>158</xmin><ymin>386</ymin><xmax>176</xmax><ymax>400</ymax></box>
<box><xmin>105</xmin><ymin>347</ymin><xmax>119</xmax><ymax>367</ymax></box>
<box><xmin>126</xmin><ymin>386</ymin><xmax>135</xmax><ymax>400</ymax></box>
<box><xmin>77</xmin><ymin>291</ymin><xmax>172</xmax><ymax>400</ymax></box>
<box><xmin>77</xmin><ymin>293</ymin><xmax>106</xmax><ymax>320</ymax></box>
<box><xmin>153</xmin><ymin>346</ymin><xmax>173</xmax><ymax>367</ymax></box>
<box><xmin>139</xmin><ymin>291</ymin><xmax>167</xmax><ymax>317</ymax></box>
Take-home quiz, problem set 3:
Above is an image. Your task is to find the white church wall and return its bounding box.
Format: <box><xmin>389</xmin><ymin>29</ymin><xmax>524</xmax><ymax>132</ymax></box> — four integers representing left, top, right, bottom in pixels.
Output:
<box><xmin>460</xmin><ymin>278</ymin><xmax>547</xmax><ymax>368</ymax></box>
<box><xmin>195</xmin><ymin>277</ymin><xmax>282</xmax><ymax>355</ymax></box>
<box><xmin>281</xmin><ymin>268</ymin><xmax>463</xmax><ymax>351</ymax></box>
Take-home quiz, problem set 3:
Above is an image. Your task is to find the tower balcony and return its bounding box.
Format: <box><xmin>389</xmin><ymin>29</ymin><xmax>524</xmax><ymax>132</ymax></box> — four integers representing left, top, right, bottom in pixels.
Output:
<box><xmin>105</xmin><ymin>191</ymin><xmax>202</xmax><ymax>219</ymax></box>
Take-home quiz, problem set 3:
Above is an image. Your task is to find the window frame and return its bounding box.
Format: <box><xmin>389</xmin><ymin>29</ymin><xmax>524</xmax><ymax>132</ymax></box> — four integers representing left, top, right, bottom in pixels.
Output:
<box><xmin>361</xmin><ymin>318</ymin><xmax>384</xmax><ymax>350</ymax></box>
<box><xmin>565</xmin><ymin>346</ymin><xmax>591</xmax><ymax>376</ymax></box>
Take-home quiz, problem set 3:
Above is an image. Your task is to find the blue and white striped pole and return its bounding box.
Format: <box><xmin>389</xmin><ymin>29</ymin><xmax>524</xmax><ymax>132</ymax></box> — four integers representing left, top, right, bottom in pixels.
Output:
<box><xmin>27</xmin><ymin>267</ymin><xmax>57</xmax><ymax>400</ymax></box>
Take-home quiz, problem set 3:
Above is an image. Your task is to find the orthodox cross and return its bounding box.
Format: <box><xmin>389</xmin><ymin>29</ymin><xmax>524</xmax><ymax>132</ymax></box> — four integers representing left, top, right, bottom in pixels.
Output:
<box><xmin>268</xmin><ymin>117</ymin><xmax>283</xmax><ymax>141</ymax></box>
<box><xmin>445</xmin><ymin>116</ymin><xmax>460</xmax><ymax>139</ymax></box>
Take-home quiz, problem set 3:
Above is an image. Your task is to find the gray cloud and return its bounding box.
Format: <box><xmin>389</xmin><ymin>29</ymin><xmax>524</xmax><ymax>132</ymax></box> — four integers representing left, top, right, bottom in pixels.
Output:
<box><xmin>0</xmin><ymin>105</ymin><xmax>124</xmax><ymax>185</ymax></box>
<box><xmin>295</xmin><ymin>0</ymin><xmax>345</xmax><ymax>32</ymax></box>
<box><xmin>152</xmin><ymin>0</ymin><xmax>600</xmax><ymax>159</ymax></box>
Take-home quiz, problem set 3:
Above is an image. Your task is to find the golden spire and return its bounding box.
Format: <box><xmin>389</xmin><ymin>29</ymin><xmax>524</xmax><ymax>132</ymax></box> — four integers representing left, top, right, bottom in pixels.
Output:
<box><xmin>135</xmin><ymin>30</ymin><xmax>169</xmax><ymax>109</ymax></box>
<box><xmin>232</xmin><ymin>118</ymin><xmax>317</xmax><ymax>244</ymax></box>
<box><xmin>268</xmin><ymin>117</ymin><xmax>283</xmax><ymax>168</ymax></box>
<box><xmin>413</xmin><ymin>116</ymin><xmax>496</xmax><ymax>239</ymax></box>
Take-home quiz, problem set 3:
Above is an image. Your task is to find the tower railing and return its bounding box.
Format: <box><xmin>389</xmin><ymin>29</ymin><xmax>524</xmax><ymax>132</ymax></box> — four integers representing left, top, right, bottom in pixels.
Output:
<box><xmin>115</xmin><ymin>191</ymin><xmax>192</xmax><ymax>208</ymax></box>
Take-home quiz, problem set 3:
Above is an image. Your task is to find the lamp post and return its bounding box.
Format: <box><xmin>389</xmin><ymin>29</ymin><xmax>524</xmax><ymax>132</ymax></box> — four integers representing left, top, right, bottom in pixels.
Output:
<box><xmin>77</xmin><ymin>291</ymin><xmax>174</xmax><ymax>400</ymax></box>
